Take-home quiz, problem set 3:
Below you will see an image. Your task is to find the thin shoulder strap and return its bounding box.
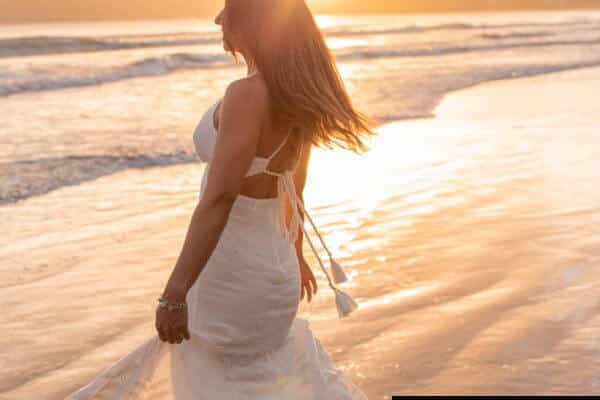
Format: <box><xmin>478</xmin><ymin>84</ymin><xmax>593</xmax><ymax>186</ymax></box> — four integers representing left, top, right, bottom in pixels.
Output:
<box><xmin>266</xmin><ymin>128</ymin><xmax>293</xmax><ymax>161</ymax></box>
<box><xmin>261</xmin><ymin>134</ymin><xmax>304</xmax><ymax>178</ymax></box>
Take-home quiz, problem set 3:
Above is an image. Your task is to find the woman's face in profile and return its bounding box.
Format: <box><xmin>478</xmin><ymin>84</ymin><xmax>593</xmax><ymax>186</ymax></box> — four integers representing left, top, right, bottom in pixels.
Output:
<box><xmin>214</xmin><ymin>7</ymin><xmax>234</xmax><ymax>52</ymax></box>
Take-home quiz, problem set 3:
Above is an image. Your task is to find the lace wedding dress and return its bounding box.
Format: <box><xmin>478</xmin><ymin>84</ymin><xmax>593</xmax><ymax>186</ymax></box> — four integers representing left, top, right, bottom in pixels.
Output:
<box><xmin>65</xmin><ymin>97</ymin><xmax>367</xmax><ymax>400</ymax></box>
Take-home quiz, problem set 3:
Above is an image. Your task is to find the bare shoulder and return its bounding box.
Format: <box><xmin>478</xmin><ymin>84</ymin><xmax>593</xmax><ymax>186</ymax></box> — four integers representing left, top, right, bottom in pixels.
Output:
<box><xmin>222</xmin><ymin>74</ymin><xmax>270</xmax><ymax>119</ymax></box>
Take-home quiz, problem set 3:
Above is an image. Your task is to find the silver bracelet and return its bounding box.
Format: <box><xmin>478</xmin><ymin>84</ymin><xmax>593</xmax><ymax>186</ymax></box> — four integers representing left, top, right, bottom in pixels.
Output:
<box><xmin>157</xmin><ymin>296</ymin><xmax>187</xmax><ymax>312</ymax></box>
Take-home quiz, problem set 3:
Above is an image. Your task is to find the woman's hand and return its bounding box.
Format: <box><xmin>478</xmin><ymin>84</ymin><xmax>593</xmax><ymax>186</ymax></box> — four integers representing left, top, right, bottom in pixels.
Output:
<box><xmin>155</xmin><ymin>295</ymin><xmax>191</xmax><ymax>344</ymax></box>
<box><xmin>299</xmin><ymin>256</ymin><xmax>318</xmax><ymax>302</ymax></box>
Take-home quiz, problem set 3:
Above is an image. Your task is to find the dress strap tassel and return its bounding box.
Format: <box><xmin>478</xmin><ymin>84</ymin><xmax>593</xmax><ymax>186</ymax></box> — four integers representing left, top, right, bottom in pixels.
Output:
<box><xmin>329</xmin><ymin>258</ymin><xmax>349</xmax><ymax>284</ymax></box>
<box><xmin>278</xmin><ymin>172</ymin><xmax>358</xmax><ymax>319</ymax></box>
<box><xmin>334</xmin><ymin>288</ymin><xmax>359</xmax><ymax>318</ymax></box>
<box><xmin>293</xmin><ymin>188</ymin><xmax>350</xmax><ymax>284</ymax></box>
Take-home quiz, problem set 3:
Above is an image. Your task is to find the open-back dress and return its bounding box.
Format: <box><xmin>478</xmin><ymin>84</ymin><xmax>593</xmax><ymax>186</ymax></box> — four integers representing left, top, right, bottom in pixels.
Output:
<box><xmin>64</xmin><ymin>96</ymin><xmax>368</xmax><ymax>400</ymax></box>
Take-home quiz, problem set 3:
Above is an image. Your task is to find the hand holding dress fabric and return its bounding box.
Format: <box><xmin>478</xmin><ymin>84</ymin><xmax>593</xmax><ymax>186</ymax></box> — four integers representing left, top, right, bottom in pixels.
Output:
<box><xmin>155</xmin><ymin>301</ymin><xmax>191</xmax><ymax>344</ymax></box>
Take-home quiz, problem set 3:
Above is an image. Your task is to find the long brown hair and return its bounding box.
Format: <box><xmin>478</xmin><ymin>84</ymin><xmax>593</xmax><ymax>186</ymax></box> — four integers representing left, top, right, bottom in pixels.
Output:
<box><xmin>223</xmin><ymin>0</ymin><xmax>377</xmax><ymax>153</ymax></box>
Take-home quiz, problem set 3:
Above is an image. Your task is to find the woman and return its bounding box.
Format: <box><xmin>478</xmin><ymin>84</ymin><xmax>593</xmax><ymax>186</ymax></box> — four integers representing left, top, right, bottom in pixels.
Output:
<box><xmin>66</xmin><ymin>0</ymin><xmax>375</xmax><ymax>398</ymax></box>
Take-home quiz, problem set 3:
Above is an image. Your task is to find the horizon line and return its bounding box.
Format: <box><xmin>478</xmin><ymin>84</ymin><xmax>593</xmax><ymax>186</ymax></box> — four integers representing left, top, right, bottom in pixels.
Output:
<box><xmin>2</xmin><ymin>6</ymin><xmax>600</xmax><ymax>25</ymax></box>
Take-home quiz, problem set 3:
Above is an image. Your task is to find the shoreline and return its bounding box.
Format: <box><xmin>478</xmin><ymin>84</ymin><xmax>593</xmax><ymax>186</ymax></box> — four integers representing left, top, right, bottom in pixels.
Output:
<box><xmin>378</xmin><ymin>60</ymin><xmax>600</xmax><ymax>123</ymax></box>
<box><xmin>4</xmin><ymin>62</ymin><xmax>600</xmax><ymax>206</ymax></box>
<box><xmin>2</xmin><ymin>7</ymin><xmax>600</xmax><ymax>25</ymax></box>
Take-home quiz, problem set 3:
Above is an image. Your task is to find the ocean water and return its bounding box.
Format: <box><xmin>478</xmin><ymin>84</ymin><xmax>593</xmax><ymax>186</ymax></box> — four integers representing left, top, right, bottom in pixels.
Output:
<box><xmin>2</xmin><ymin>10</ymin><xmax>600</xmax><ymax>203</ymax></box>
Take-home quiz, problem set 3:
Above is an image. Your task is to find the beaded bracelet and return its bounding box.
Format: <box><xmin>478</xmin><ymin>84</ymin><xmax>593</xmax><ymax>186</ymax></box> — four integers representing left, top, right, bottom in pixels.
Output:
<box><xmin>157</xmin><ymin>296</ymin><xmax>187</xmax><ymax>312</ymax></box>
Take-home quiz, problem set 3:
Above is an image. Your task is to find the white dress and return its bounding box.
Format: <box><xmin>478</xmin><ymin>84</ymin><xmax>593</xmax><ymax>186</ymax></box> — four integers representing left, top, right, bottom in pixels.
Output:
<box><xmin>65</xmin><ymin>97</ymin><xmax>367</xmax><ymax>400</ymax></box>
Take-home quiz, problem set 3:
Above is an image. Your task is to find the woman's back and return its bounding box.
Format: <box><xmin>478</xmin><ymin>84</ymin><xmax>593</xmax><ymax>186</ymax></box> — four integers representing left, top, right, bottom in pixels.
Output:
<box><xmin>194</xmin><ymin>73</ymin><xmax>306</xmax><ymax>200</ymax></box>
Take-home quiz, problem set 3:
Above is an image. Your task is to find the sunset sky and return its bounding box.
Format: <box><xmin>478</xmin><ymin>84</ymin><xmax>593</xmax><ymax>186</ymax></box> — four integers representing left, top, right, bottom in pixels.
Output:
<box><xmin>1</xmin><ymin>0</ymin><xmax>599</xmax><ymax>23</ymax></box>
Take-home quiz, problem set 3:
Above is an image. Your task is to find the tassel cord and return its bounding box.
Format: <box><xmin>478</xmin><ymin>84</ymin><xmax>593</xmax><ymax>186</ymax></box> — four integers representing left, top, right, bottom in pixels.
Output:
<box><xmin>265</xmin><ymin>170</ymin><xmax>337</xmax><ymax>291</ymax></box>
<box><xmin>293</xmin><ymin>189</ymin><xmax>336</xmax><ymax>262</ymax></box>
<box><xmin>265</xmin><ymin>167</ymin><xmax>358</xmax><ymax>318</ymax></box>
<box><xmin>296</xmin><ymin>204</ymin><xmax>337</xmax><ymax>291</ymax></box>
<box><xmin>281</xmin><ymin>172</ymin><xmax>338</xmax><ymax>291</ymax></box>
<box><xmin>264</xmin><ymin>158</ymin><xmax>346</xmax><ymax>299</ymax></box>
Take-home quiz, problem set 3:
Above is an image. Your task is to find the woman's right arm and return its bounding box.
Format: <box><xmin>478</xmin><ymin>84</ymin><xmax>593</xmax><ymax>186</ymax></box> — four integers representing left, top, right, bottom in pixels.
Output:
<box><xmin>287</xmin><ymin>139</ymin><xmax>317</xmax><ymax>301</ymax></box>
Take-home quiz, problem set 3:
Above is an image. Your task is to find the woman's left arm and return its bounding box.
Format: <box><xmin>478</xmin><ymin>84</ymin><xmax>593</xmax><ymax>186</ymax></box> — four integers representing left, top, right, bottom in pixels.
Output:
<box><xmin>157</xmin><ymin>79</ymin><xmax>268</xmax><ymax>342</ymax></box>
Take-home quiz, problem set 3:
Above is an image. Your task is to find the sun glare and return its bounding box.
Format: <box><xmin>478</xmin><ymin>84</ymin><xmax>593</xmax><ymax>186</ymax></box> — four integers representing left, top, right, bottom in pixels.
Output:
<box><xmin>314</xmin><ymin>14</ymin><xmax>339</xmax><ymax>29</ymax></box>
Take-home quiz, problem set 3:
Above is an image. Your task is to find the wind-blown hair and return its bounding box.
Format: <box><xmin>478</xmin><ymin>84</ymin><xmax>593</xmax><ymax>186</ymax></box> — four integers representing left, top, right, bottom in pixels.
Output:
<box><xmin>223</xmin><ymin>0</ymin><xmax>377</xmax><ymax>153</ymax></box>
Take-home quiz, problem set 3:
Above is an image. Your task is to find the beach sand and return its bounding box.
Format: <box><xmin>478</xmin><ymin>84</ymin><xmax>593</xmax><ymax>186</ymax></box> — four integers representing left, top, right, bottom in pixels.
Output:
<box><xmin>2</xmin><ymin>67</ymin><xmax>600</xmax><ymax>398</ymax></box>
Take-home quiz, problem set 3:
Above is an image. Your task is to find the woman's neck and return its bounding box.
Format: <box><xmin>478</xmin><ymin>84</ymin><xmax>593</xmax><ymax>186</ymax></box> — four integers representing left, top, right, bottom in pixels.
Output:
<box><xmin>246</xmin><ymin>59</ymin><xmax>258</xmax><ymax>77</ymax></box>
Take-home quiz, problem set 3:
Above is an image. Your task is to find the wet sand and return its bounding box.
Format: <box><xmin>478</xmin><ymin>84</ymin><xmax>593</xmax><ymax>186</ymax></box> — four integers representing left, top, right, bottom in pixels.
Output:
<box><xmin>2</xmin><ymin>67</ymin><xmax>600</xmax><ymax>398</ymax></box>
